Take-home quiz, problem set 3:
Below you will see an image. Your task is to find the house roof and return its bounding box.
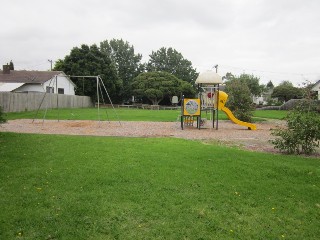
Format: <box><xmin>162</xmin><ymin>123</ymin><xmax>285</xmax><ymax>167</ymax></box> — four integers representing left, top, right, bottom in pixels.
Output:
<box><xmin>0</xmin><ymin>70</ymin><xmax>64</xmax><ymax>83</ymax></box>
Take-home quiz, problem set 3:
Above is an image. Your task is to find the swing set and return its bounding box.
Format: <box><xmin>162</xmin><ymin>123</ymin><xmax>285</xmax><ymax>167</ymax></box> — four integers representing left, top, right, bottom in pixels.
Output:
<box><xmin>32</xmin><ymin>74</ymin><xmax>121</xmax><ymax>125</ymax></box>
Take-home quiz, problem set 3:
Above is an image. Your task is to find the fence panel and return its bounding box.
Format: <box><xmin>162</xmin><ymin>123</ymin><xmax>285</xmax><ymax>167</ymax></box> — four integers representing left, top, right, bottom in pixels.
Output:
<box><xmin>0</xmin><ymin>92</ymin><xmax>93</xmax><ymax>112</ymax></box>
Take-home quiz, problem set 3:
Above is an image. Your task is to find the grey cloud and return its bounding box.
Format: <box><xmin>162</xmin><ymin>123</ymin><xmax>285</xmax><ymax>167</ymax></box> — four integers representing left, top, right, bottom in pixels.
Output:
<box><xmin>1</xmin><ymin>0</ymin><xmax>320</xmax><ymax>85</ymax></box>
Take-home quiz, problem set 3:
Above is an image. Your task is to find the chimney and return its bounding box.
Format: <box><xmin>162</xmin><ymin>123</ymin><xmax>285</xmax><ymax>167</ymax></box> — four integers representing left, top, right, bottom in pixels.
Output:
<box><xmin>3</xmin><ymin>64</ymin><xmax>10</xmax><ymax>74</ymax></box>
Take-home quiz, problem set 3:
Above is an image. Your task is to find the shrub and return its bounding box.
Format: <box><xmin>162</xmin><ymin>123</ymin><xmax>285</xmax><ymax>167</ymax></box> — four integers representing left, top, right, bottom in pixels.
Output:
<box><xmin>225</xmin><ymin>79</ymin><xmax>255</xmax><ymax>122</ymax></box>
<box><xmin>270</xmin><ymin>99</ymin><xmax>320</xmax><ymax>155</ymax></box>
<box><xmin>0</xmin><ymin>106</ymin><xmax>6</xmax><ymax>124</ymax></box>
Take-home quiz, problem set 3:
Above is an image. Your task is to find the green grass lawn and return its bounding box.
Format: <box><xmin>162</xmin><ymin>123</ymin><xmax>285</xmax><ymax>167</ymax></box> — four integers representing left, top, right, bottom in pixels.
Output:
<box><xmin>5</xmin><ymin>108</ymin><xmax>287</xmax><ymax>122</ymax></box>
<box><xmin>253</xmin><ymin>110</ymin><xmax>288</xmax><ymax>120</ymax></box>
<box><xmin>0</xmin><ymin>132</ymin><xmax>319</xmax><ymax>239</ymax></box>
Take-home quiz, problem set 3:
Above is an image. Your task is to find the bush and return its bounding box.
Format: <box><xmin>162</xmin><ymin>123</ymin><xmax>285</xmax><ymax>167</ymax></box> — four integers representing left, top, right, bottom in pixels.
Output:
<box><xmin>225</xmin><ymin>79</ymin><xmax>255</xmax><ymax>122</ymax></box>
<box><xmin>270</xmin><ymin>99</ymin><xmax>320</xmax><ymax>155</ymax></box>
<box><xmin>0</xmin><ymin>106</ymin><xmax>6</xmax><ymax>124</ymax></box>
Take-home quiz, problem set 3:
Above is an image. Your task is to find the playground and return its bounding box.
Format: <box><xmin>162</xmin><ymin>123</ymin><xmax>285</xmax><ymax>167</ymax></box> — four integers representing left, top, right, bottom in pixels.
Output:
<box><xmin>1</xmin><ymin>118</ymin><xmax>282</xmax><ymax>153</ymax></box>
<box><xmin>1</xmin><ymin>70</ymin><xmax>283</xmax><ymax>153</ymax></box>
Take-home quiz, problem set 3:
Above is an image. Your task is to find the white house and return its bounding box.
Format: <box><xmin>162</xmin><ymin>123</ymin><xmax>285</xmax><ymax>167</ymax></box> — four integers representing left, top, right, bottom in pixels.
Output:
<box><xmin>311</xmin><ymin>80</ymin><xmax>320</xmax><ymax>100</ymax></box>
<box><xmin>252</xmin><ymin>88</ymin><xmax>274</xmax><ymax>105</ymax></box>
<box><xmin>0</xmin><ymin>65</ymin><xmax>75</xmax><ymax>95</ymax></box>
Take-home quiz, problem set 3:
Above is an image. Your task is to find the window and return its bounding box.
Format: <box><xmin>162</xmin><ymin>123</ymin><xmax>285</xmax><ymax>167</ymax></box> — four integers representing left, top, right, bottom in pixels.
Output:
<box><xmin>58</xmin><ymin>88</ymin><xmax>64</xmax><ymax>94</ymax></box>
<box><xmin>46</xmin><ymin>87</ymin><xmax>54</xmax><ymax>93</ymax></box>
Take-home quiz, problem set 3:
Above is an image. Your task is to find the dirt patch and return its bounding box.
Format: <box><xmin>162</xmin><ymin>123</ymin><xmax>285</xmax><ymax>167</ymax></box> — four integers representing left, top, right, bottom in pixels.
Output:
<box><xmin>63</xmin><ymin>122</ymin><xmax>94</xmax><ymax>128</ymax></box>
<box><xmin>1</xmin><ymin>119</ymin><xmax>290</xmax><ymax>154</ymax></box>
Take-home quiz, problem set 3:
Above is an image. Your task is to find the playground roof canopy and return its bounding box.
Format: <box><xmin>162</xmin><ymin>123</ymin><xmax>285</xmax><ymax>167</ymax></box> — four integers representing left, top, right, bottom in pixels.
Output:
<box><xmin>195</xmin><ymin>70</ymin><xmax>223</xmax><ymax>85</ymax></box>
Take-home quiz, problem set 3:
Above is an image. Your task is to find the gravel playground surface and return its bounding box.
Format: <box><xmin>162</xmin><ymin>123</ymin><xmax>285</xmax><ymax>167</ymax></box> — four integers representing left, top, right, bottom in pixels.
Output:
<box><xmin>0</xmin><ymin>119</ymin><xmax>288</xmax><ymax>153</ymax></box>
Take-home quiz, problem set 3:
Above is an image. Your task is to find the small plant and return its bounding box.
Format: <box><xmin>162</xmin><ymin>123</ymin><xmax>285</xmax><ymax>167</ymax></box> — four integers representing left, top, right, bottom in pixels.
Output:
<box><xmin>0</xmin><ymin>106</ymin><xmax>6</xmax><ymax>124</ymax></box>
<box><xmin>270</xmin><ymin>86</ymin><xmax>320</xmax><ymax>155</ymax></box>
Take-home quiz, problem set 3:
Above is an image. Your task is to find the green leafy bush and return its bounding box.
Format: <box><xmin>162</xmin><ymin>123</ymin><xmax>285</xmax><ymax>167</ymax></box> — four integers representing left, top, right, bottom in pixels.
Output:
<box><xmin>0</xmin><ymin>106</ymin><xmax>6</xmax><ymax>123</ymax></box>
<box><xmin>225</xmin><ymin>79</ymin><xmax>255</xmax><ymax>122</ymax></box>
<box><xmin>270</xmin><ymin>99</ymin><xmax>320</xmax><ymax>155</ymax></box>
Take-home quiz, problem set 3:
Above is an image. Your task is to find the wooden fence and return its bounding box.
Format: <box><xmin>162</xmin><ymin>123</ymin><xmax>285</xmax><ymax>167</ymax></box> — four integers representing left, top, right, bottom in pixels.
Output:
<box><xmin>0</xmin><ymin>92</ymin><xmax>93</xmax><ymax>112</ymax></box>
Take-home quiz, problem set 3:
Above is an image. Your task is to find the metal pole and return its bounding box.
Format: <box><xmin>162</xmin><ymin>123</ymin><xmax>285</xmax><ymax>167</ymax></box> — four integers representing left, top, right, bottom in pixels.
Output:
<box><xmin>56</xmin><ymin>75</ymin><xmax>60</xmax><ymax>122</ymax></box>
<box><xmin>82</xmin><ymin>77</ymin><xmax>85</xmax><ymax>95</ymax></box>
<box><xmin>181</xmin><ymin>95</ymin><xmax>184</xmax><ymax>130</ymax></box>
<box><xmin>33</xmin><ymin>77</ymin><xmax>54</xmax><ymax>123</ymax></box>
<box><xmin>98</xmin><ymin>80</ymin><xmax>110</xmax><ymax>122</ymax></box>
<box><xmin>97</xmin><ymin>77</ymin><xmax>100</xmax><ymax>123</ymax></box>
<box><xmin>198</xmin><ymin>84</ymin><xmax>201</xmax><ymax>130</ymax></box>
<box><xmin>48</xmin><ymin>59</ymin><xmax>52</xmax><ymax>71</ymax></box>
<box><xmin>216</xmin><ymin>84</ymin><xmax>219</xmax><ymax>130</ymax></box>
<box><xmin>214</xmin><ymin>64</ymin><xmax>218</xmax><ymax>73</ymax></box>
<box><xmin>44</xmin><ymin>79</ymin><xmax>56</xmax><ymax>124</ymax></box>
<box><xmin>215</xmin><ymin>65</ymin><xmax>219</xmax><ymax>130</ymax></box>
<box><xmin>99</xmin><ymin>76</ymin><xmax>121</xmax><ymax>126</ymax></box>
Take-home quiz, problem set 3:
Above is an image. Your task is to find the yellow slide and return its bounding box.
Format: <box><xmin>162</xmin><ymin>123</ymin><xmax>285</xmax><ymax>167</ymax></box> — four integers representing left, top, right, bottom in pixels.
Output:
<box><xmin>221</xmin><ymin>106</ymin><xmax>257</xmax><ymax>130</ymax></box>
<box><xmin>215</xmin><ymin>91</ymin><xmax>257</xmax><ymax>130</ymax></box>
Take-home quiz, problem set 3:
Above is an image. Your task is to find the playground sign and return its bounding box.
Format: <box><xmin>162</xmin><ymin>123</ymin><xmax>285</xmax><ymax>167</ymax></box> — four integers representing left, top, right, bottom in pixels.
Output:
<box><xmin>180</xmin><ymin>98</ymin><xmax>201</xmax><ymax>130</ymax></box>
<box><xmin>183</xmin><ymin>98</ymin><xmax>201</xmax><ymax>116</ymax></box>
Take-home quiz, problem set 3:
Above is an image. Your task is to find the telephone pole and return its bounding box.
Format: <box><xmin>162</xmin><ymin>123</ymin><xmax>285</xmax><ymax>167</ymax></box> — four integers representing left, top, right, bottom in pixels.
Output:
<box><xmin>214</xmin><ymin>64</ymin><xmax>218</xmax><ymax>73</ymax></box>
<box><xmin>48</xmin><ymin>59</ymin><xmax>53</xmax><ymax>71</ymax></box>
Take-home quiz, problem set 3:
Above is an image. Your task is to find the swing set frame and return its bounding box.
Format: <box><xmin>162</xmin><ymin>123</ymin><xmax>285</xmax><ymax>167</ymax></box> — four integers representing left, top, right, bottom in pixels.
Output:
<box><xmin>32</xmin><ymin>75</ymin><xmax>121</xmax><ymax>125</ymax></box>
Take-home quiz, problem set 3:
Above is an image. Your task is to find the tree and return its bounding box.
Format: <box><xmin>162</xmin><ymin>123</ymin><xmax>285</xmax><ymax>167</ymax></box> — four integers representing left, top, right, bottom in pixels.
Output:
<box><xmin>271</xmin><ymin>81</ymin><xmax>303</xmax><ymax>102</ymax></box>
<box><xmin>100</xmin><ymin>39</ymin><xmax>144</xmax><ymax>102</ymax></box>
<box><xmin>266</xmin><ymin>80</ymin><xmax>274</xmax><ymax>89</ymax></box>
<box><xmin>238</xmin><ymin>74</ymin><xmax>263</xmax><ymax>96</ymax></box>
<box><xmin>132</xmin><ymin>71</ymin><xmax>195</xmax><ymax>105</ymax></box>
<box><xmin>225</xmin><ymin>79</ymin><xmax>255</xmax><ymax>122</ymax></box>
<box><xmin>54</xmin><ymin>44</ymin><xmax>122</xmax><ymax>102</ymax></box>
<box><xmin>147</xmin><ymin>47</ymin><xmax>198</xmax><ymax>84</ymax></box>
<box><xmin>224</xmin><ymin>73</ymin><xmax>263</xmax><ymax>96</ymax></box>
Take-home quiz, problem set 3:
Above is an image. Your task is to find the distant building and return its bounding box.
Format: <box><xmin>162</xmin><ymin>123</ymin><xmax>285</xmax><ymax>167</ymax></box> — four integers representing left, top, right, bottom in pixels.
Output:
<box><xmin>252</xmin><ymin>88</ymin><xmax>274</xmax><ymax>105</ymax></box>
<box><xmin>0</xmin><ymin>64</ymin><xmax>75</xmax><ymax>95</ymax></box>
<box><xmin>311</xmin><ymin>80</ymin><xmax>320</xmax><ymax>100</ymax></box>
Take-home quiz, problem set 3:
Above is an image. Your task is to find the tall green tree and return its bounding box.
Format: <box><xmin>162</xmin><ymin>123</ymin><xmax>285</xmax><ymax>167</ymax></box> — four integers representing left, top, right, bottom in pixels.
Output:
<box><xmin>147</xmin><ymin>47</ymin><xmax>198</xmax><ymax>84</ymax></box>
<box><xmin>54</xmin><ymin>44</ymin><xmax>122</xmax><ymax>102</ymax></box>
<box><xmin>225</xmin><ymin>73</ymin><xmax>264</xmax><ymax>96</ymax></box>
<box><xmin>271</xmin><ymin>81</ymin><xmax>303</xmax><ymax>102</ymax></box>
<box><xmin>100</xmin><ymin>39</ymin><xmax>144</xmax><ymax>101</ymax></box>
<box><xmin>132</xmin><ymin>71</ymin><xmax>195</xmax><ymax>105</ymax></box>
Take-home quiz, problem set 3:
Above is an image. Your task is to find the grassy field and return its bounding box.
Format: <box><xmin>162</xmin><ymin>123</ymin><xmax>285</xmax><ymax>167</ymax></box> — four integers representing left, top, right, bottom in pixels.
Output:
<box><xmin>253</xmin><ymin>110</ymin><xmax>288</xmax><ymax>120</ymax></box>
<box><xmin>0</xmin><ymin>132</ymin><xmax>319</xmax><ymax>239</ymax></box>
<box><xmin>5</xmin><ymin>108</ymin><xmax>287</xmax><ymax>122</ymax></box>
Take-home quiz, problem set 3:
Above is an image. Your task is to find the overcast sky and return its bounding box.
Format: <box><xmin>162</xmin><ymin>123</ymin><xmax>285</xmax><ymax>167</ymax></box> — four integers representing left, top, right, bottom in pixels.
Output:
<box><xmin>1</xmin><ymin>0</ymin><xmax>320</xmax><ymax>86</ymax></box>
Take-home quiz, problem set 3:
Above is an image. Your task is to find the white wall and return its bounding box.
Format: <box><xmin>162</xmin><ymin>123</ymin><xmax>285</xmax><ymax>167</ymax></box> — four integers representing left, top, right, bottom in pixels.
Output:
<box><xmin>43</xmin><ymin>74</ymin><xmax>75</xmax><ymax>95</ymax></box>
<box><xmin>15</xmin><ymin>84</ymin><xmax>45</xmax><ymax>93</ymax></box>
<box><xmin>14</xmin><ymin>74</ymin><xmax>75</xmax><ymax>95</ymax></box>
<box><xmin>311</xmin><ymin>82</ymin><xmax>320</xmax><ymax>100</ymax></box>
<box><xmin>252</xmin><ymin>96</ymin><xmax>267</xmax><ymax>105</ymax></box>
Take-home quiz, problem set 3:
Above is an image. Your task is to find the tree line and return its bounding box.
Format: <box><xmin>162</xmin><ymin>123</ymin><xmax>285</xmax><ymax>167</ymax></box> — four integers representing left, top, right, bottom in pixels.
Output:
<box><xmin>54</xmin><ymin>38</ymin><xmax>314</xmax><ymax>107</ymax></box>
<box><xmin>54</xmin><ymin>39</ymin><xmax>197</xmax><ymax>104</ymax></box>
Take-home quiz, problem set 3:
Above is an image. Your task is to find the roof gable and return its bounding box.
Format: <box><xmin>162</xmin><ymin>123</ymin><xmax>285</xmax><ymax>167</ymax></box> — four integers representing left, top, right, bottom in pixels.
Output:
<box><xmin>0</xmin><ymin>70</ymin><xmax>63</xmax><ymax>83</ymax></box>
